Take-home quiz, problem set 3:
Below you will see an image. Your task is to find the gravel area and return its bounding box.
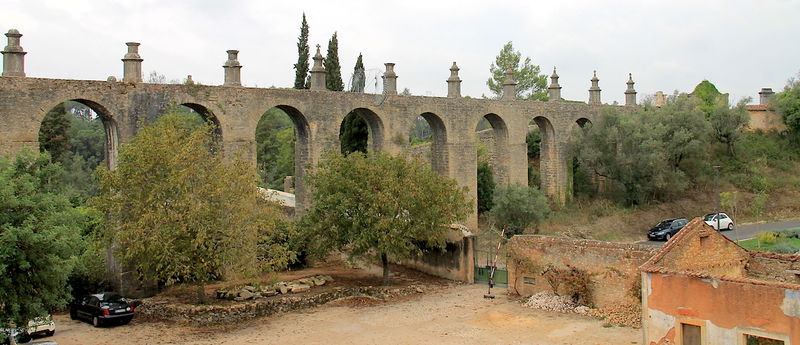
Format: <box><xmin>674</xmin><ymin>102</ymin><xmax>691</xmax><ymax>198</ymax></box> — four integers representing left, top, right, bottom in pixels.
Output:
<box><xmin>47</xmin><ymin>284</ymin><xmax>641</xmax><ymax>345</ymax></box>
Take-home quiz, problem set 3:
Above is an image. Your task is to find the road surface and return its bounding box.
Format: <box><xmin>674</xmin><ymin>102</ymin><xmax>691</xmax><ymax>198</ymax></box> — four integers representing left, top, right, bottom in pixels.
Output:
<box><xmin>641</xmin><ymin>219</ymin><xmax>800</xmax><ymax>246</ymax></box>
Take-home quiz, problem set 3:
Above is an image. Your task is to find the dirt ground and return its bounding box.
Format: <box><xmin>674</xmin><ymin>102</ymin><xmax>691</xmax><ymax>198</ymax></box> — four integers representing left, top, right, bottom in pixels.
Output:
<box><xmin>47</xmin><ymin>284</ymin><xmax>641</xmax><ymax>345</ymax></box>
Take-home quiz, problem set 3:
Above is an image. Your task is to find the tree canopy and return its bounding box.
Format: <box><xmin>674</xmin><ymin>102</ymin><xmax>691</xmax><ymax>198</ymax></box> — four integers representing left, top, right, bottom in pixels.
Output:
<box><xmin>0</xmin><ymin>151</ymin><xmax>83</xmax><ymax>329</ymax></box>
<box><xmin>93</xmin><ymin>113</ymin><xmax>292</xmax><ymax>295</ymax></box>
<box><xmin>490</xmin><ymin>184</ymin><xmax>550</xmax><ymax>236</ymax></box>
<box><xmin>486</xmin><ymin>41</ymin><xmax>547</xmax><ymax>101</ymax></box>
<box><xmin>293</xmin><ymin>13</ymin><xmax>310</xmax><ymax>89</ymax></box>
<box><xmin>773</xmin><ymin>72</ymin><xmax>800</xmax><ymax>143</ymax></box>
<box><xmin>300</xmin><ymin>152</ymin><xmax>471</xmax><ymax>284</ymax></box>
<box><xmin>324</xmin><ymin>32</ymin><xmax>344</xmax><ymax>91</ymax></box>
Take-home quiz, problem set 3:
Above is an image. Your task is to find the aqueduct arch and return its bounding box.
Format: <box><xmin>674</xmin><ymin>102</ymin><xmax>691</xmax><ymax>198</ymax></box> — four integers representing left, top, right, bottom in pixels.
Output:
<box><xmin>0</xmin><ymin>30</ymin><xmax>643</xmax><ymax>229</ymax></box>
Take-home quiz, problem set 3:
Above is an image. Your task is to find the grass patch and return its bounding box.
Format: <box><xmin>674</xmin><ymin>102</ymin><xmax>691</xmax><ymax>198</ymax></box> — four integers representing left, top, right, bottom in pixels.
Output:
<box><xmin>739</xmin><ymin>229</ymin><xmax>800</xmax><ymax>252</ymax></box>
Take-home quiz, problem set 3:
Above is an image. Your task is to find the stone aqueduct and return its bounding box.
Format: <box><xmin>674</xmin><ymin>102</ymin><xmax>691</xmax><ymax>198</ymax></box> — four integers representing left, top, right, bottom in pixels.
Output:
<box><xmin>0</xmin><ymin>30</ymin><xmax>640</xmax><ymax>228</ymax></box>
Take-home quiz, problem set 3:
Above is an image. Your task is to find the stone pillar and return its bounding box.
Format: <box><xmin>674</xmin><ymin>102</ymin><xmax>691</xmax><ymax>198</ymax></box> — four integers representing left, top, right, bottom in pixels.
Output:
<box><xmin>446</xmin><ymin>62</ymin><xmax>461</xmax><ymax>98</ymax></box>
<box><xmin>501</xmin><ymin>67</ymin><xmax>517</xmax><ymax>101</ymax></box>
<box><xmin>548</xmin><ymin>67</ymin><xmax>561</xmax><ymax>102</ymax></box>
<box><xmin>2</xmin><ymin>29</ymin><xmax>26</xmax><ymax>77</ymax></box>
<box><xmin>588</xmin><ymin>71</ymin><xmax>601</xmax><ymax>105</ymax></box>
<box><xmin>625</xmin><ymin>73</ymin><xmax>637</xmax><ymax>106</ymax></box>
<box><xmin>655</xmin><ymin>91</ymin><xmax>666</xmax><ymax>107</ymax></box>
<box><xmin>122</xmin><ymin>42</ymin><xmax>143</xmax><ymax>83</ymax></box>
<box><xmin>309</xmin><ymin>44</ymin><xmax>326</xmax><ymax>90</ymax></box>
<box><xmin>223</xmin><ymin>50</ymin><xmax>242</xmax><ymax>86</ymax></box>
<box><xmin>382</xmin><ymin>63</ymin><xmax>397</xmax><ymax>95</ymax></box>
<box><xmin>759</xmin><ymin>88</ymin><xmax>775</xmax><ymax>105</ymax></box>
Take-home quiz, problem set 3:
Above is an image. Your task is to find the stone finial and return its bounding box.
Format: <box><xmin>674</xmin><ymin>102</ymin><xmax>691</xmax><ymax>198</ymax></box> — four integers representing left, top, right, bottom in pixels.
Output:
<box><xmin>223</xmin><ymin>50</ymin><xmax>242</xmax><ymax>87</ymax></box>
<box><xmin>625</xmin><ymin>73</ymin><xmax>637</xmax><ymax>106</ymax></box>
<box><xmin>654</xmin><ymin>91</ymin><xmax>666</xmax><ymax>107</ymax></box>
<box><xmin>121</xmin><ymin>42</ymin><xmax>143</xmax><ymax>83</ymax></box>
<box><xmin>758</xmin><ymin>87</ymin><xmax>775</xmax><ymax>105</ymax></box>
<box><xmin>106</xmin><ymin>76</ymin><xmax>117</xmax><ymax>82</ymax></box>
<box><xmin>185</xmin><ymin>75</ymin><xmax>195</xmax><ymax>85</ymax></box>
<box><xmin>382</xmin><ymin>63</ymin><xmax>398</xmax><ymax>95</ymax></box>
<box><xmin>501</xmin><ymin>66</ymin><xmax>517</xmax><ymax>101</ymax></box>
<box><xmin>2</xmin><ymin>29</ymin><xmax>27</xmax><ymax>77</ymax></box>
<box><xmin>588</xmin><ymin>70</ymin><xmax>601</xmax><ymax>105</ymax></box>
<box><xmin>446</xmin><ymin>61</ymin><xmax>462</xmax><ymax>98</ymax></box>
<box><xmin>548</xmin><ymin>66</ymin><xmax>562</xmax><ymax>102</ymax></box>
<box><xmin>309</xmin><ymin>44</ymin><xmax>326</xmax><ymax>90</ymax></box>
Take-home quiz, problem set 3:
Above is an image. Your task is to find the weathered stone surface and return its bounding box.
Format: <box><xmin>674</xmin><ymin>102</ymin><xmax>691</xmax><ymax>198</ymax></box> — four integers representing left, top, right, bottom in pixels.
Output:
<box><xmin>291</xmin><ymin>284</ymin><xmax>311</xmax><ymax>293</ymax></box>
<box><xmin>238</xmin><ymin>290</ymin><xmax>255</xmax><ymax>300</ymax></box>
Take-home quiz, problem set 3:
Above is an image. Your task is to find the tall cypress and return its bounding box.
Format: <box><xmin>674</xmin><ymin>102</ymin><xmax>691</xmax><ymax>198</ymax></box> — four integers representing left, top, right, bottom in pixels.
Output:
<box><xmin>293</xmin><ymin>14</ymin><xmax>310</xmax><ymax>89</ymax></box>
<box><xmin>350</xmin><ymin>53</ymin><xmax>365</xmax><ymax>93</ymax></box>
<box><xmin>325</xmin><ymin>32</ymin><xmax>344</xmax><ymax>91</ymax></box>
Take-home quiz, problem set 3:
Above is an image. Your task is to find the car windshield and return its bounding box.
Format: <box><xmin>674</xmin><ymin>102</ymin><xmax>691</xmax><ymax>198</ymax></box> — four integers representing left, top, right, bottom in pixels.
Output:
<box><xmin>703</xmin><ymin>214</ymin><xmax>716</xmax><ymax>221</ymax></box>
<box><xmin>654</xmin><ymin>220</ymin><xmax>673</xmax><ymax>229</ymax></box>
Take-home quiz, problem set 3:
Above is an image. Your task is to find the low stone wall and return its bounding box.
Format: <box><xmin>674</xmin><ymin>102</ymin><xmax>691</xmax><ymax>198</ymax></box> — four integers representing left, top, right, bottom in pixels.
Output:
<box><xmin>136</xmin><ymin>284</ymin><xmax>432</xmax><ymax>326</ymax></box>
<box><xmin>508</xmin><ymin>235</ymin><xmax>658</xmax><ymax>308</ymax></box>
<box><xmin>403</xmin><ymin>234</ymin><xmax>475</xmax><ymax>283</ymax></box>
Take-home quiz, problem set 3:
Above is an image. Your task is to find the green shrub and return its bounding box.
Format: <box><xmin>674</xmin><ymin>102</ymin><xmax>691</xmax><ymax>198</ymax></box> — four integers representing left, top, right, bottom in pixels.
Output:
<box><xmin>477</xmin><ymin>161</ymin><xmax>495</xmax><ymax>213</ymax></box>
<box><xmin>490</xmin><ymin>184</ymin><xmax>550</xmax><ymax>236</ymax></box>
<box><xmin>773</xmin><ymin>242</ymin><xmax>799</xmax><ymax>254</ymax></box>
<box><xmin>758</xmin><ymin>232</ymin><xmax>778</xmax><ymax>245</ymax></box>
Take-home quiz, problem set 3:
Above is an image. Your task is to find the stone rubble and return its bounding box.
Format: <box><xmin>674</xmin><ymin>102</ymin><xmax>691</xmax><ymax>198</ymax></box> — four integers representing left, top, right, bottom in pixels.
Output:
<box><xmin>215</xmin><ymin>274</ymin><xmax>333</xmax><ymax>301</ymax></box>
<box><xmin>522</xmin><ymin>291</ymin><xmax>641</xmax><ymax>328</ymax></box>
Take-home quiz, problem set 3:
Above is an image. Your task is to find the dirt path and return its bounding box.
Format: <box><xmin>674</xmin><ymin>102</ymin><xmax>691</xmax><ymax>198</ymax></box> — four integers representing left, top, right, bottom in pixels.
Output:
<box><xmin>48</xmin><ymin>284</ymin><xmax>640</xmax><ymax>345</ymax></box>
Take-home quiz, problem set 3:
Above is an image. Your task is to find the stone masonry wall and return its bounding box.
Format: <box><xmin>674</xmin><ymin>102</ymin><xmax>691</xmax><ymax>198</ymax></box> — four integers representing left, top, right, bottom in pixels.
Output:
<box><xmin>508</xmin><ymin>235</ymin><xmax>658</xmax><ymax>308</ymax></box>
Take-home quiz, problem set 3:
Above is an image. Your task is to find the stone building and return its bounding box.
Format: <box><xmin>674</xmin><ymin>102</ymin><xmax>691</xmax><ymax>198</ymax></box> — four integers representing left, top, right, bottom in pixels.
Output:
<box><xmin>745</xmin><ymin>88</ymin><xmax>787</xmax><ymax>132</ymax></box>
<box><xmin>640</xmin><ymin>218</ymin><xmax>800</xmax><ymax>345</ymax></box>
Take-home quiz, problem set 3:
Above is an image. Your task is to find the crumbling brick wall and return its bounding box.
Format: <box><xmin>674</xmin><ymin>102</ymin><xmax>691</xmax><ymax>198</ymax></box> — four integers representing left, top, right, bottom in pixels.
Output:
<box><xmin>508</xmin><ymin>235</ymin><xmax>657</xmax><ymax>308</ymax></box>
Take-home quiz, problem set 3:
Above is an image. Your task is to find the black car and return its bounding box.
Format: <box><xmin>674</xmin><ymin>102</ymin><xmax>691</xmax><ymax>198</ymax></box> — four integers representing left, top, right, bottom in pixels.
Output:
<box><xmin>647</xmin><ymin>218</ymin><xmax>689</xmax><ymax>241</ymax></box>
<box><xmin>69</xmin><ymin>293</ymin><xmax>134</xmax><ymax>327</ymax></box>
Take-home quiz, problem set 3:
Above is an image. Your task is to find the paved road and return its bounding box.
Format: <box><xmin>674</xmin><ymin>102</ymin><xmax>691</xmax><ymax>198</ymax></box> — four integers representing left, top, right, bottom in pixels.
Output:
<box><xmin>640</xmin><ymin>218</ymin><xmax>800</xmax><ymax>246</ymax></box>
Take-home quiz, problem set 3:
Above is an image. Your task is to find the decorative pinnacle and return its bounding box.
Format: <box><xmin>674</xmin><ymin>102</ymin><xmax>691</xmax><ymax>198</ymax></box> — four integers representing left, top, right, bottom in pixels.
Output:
<box><xmin>503</xmin><ymin>66</ymin><xmax>516</xmax><ymax>85</ymax></box>
<box><xmin>311</xmin><ymin>44</ymin><xmax>324</xmax><ymax>71</ymax></box>
<box><xmin>625</xmin><ymin>73</ymin><xmax>636</xmax><ymax>94</ymax></box>
<box><xmin>591</xmin><ymin>70</ymin><xmax>599</xmax><ymax>82</ymax></box>
<box><xmin>551</xmin><ymin>66</ymin><xmax>559</xmax><ymax>79</ymax></box>
<box><xmin>448</xmin><ymin>61</ymin><xmax>461</xmax><ymax>81</ymax></box>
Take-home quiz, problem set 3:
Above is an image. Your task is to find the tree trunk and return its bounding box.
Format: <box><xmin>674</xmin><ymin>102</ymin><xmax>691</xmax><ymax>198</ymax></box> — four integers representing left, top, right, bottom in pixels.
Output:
<box><xmin>196</xmin><ymin>284</ymin><xmax>207</xmax><ymax>304</ymax></box>
<box><xmin>381</xmin><ymin>252</ymin><xmax>390</xmax><ymax>285</ymax></box>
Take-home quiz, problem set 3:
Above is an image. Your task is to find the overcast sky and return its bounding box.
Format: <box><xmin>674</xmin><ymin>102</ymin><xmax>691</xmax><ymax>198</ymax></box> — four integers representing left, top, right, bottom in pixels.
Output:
<box><xmin>2</xmin><ymin>0</ymin><xmax>799</xmax><ymax>104</ymax></box>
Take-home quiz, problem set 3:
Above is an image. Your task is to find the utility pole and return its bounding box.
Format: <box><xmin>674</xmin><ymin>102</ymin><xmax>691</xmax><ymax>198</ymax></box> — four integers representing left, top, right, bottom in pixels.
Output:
<box><xmin>714</xmin><ymin>165</ymin><xmax>721</xmax><ymax>231</ymax></box>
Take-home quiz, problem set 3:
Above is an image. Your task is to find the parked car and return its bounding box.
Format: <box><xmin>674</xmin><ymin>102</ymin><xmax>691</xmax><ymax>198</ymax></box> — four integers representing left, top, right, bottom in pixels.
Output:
<box><xmin>647</xmin><ymin>218</ymin><xmax>689</xmax><ymax>241</ymax></box>
<box><xmin>1</xmin><ymin>315</ymin><xmax>56</xmax><ymax>345</ymax></box>
<box><xmin>704</xmin><ymin>212</ymin><xmax>734</xmax><ymax>231</ymax></box>
<box><xmin>69</xmin><ymin>293</ymin><xmax>134</xmax><ymax>327</ymax></box>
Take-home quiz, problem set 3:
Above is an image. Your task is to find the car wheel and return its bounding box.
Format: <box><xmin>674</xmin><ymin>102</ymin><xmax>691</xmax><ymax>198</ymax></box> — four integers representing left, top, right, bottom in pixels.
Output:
<box><xmin>665</xmin><ymin>233</ymin><xmax>671</xmax><ymax>241</ymax></box>
<box><xmin>727</xmin><ymin>223</ymin><xmax>734</xmax><ymax>231</ymax></box>
<box><xmin>47</xmin><ymin>330</ymin><xmax>55</xmax><ymax>337</ymax></box>
<box><xmin>92</xmin><ymin>316</ymin><xmax>101</xmax><ymax>328</ymax></box>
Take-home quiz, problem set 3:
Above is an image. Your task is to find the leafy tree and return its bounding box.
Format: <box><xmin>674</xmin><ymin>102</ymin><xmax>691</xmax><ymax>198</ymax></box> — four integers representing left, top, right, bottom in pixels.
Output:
<box><xmin>324</xmin><ymin>32</ymin><xmax>344</xmax><ymax>91</ymax></box>
<box><xmin>572</xmin><ymin>108</ymin><xmax>688</xmax><ymax>205</ymax></box>
<box><xmin>692</xmin><ymin>80</ymin><xmax>722</xmax><ymax>116</ymax></box>
<box><xmin>340</xmin><ymin>112</ymin><xmax>368</xmax><ymax>154</ymax></box>
<box><xmin>710</xmin><ymin>98</ymin><xmax>750</xmax><ymax>157</ymax></box>
<box><xmin>293</xmin><ymin>13</ymin><xmax>310</xmax><ymax>89</ymax></box>
<box><xmin>490</xmin><ymin>184</ymin><xmax>550</xmax><ymax>236</ymax></box>
<box><xmin>94</xmin><ymin>113</ymin><xmax>292</xmax><ymax>302</ymax></box>
<box><xmin>477</xmin><ymin>161</ymin><xmax>495</xmax><ymax>213</ymax></box>
<box><xmin>0</xmin><ymin>151</ymin><xmax>83</xmax><ymax>330</ymax></box>
<box><xmin>486</xmin><ymin>41</ymin><xmax>547</xmax><ymax>101</ymax></box>
<box><xmin>301</xmin><ymin>152</ymin><xmax>471</xmax><ymax>285</ymax></box>
<box><xmin>772</xmin><ymin>72</ymin><xmax>800</xmax><ymax>143</ymax></box>
<box><xmin>38</xmin><ymin>103</ymin><xmax>72</xmax><ymax>162</ymax></box>
<box><xmin>350</xmin><ymin>53</ymin><xmax>365</xmax><ymax>93</ymax></box>
<box><xmin>256</xmin><ymin>108</ymin><xmax>296</xmax><ymax>189</ymax></box>
<box><xmin>526</xmin><ymin>127</ymin><xmax>541</xmax><ymax>159</ymax></box>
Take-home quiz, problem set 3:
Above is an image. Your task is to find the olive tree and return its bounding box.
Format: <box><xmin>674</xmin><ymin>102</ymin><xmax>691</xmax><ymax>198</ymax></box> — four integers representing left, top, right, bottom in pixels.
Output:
<box><xmin>301</xmin><ymin>152</ymin><xmax>471</xmax><ymax>285</ymax></box>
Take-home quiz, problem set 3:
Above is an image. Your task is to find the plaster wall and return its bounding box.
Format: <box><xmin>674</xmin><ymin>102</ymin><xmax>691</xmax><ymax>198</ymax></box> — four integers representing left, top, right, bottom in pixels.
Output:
<box><xmin>642</xmin><ymin>272</ymin><xmax>800</xmax><ymax>345</ymax></box>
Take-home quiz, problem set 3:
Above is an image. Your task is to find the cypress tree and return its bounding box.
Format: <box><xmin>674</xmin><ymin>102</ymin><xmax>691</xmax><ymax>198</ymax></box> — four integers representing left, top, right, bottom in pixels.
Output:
<box><xmin>340</xmin><ymin>112</ymin><xmax>369</xmax><ymax>155</ymax></box>
<box><xmin>38</xmin><ymin>103</ymin><xmax>72</xmax><ymax>162</ymax></box>
<box><xmin>350</xmin><ymin>53</ymin><xmax>365</xmax><ymax>93</ymax></box>
<box><xmin>293</xmin><ymin>13</ymin><xmax>310</xmax><ymax>89</ymax></box>
<box><xmin>325</xmin><ymin>32</ymin><xmax>344</xmax><ymax>91</ymax></box>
